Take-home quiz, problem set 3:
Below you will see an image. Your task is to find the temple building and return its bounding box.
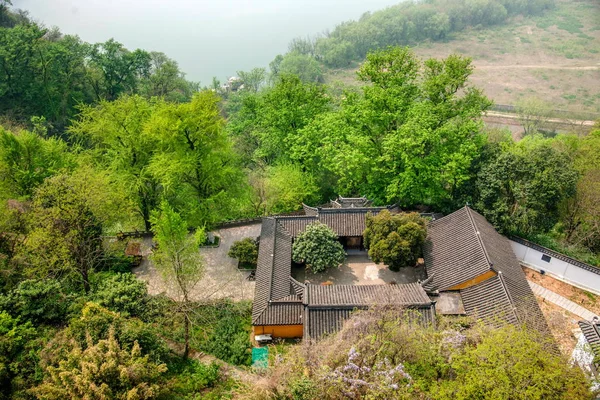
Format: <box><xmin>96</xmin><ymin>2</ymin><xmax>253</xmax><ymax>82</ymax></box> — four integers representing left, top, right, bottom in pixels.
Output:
<box><xmin>251</xmin><ymin>197</ymin><xmax>550</xmax><ymax>340</ymax></box>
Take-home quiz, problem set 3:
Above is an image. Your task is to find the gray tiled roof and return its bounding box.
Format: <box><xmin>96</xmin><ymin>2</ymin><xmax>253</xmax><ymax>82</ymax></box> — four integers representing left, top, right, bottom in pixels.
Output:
<box><xmin>423</xmin><ymin>206</ymin><xmax>551</xmax><ymax>335</ymax></box>
<box><xmin>305</xmin><ymin>283</ymin><xmax>431</xmax><ymax>306</ymax></box>
<box><xmin>303</xmin><ymin>283</ymin><xmax>436</xmax><ymax>339</ymax></box>
<box><xmin>254</xmin><ymin>302</ymin><xmax>303</xmax><ymax>326</ymax></box>
<box><xmin>304</xmin><ymin>305</ymin><xmax>437</xmax><ymax>340</ymax></box>
<box><xmin>461</xmin><ymin>274</ymin><xmax>519</xmax><ymax>327</ymax></box>
<box><xmin>304</xmin><ymin>308</ymin><xmax>353</xmax><ymax>339</ymax></box>
<box><xmin>277</xmin><ymin>216</ymin><xmax>317</xmax><ymax>237</ymax></box>
<box><xmin>252</xmin><ymin>218</ymin><xmax>296</xmax><ymax>325</ymax></box>
<box><xmin>423</xmin><ymin>207</ymin><xmax>491</xmax><ymax>291</ymax></box>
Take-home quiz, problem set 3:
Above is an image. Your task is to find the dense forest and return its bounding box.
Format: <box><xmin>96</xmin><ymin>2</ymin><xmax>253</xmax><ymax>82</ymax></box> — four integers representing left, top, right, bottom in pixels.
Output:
<box><xmin>0</xmin><ymin>0</ymin><xmax>599</xmax><ymax>398</ymax></box>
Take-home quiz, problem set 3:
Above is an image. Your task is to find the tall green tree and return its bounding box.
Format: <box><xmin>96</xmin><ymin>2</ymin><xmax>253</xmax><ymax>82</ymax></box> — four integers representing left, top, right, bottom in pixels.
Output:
<box><xmin>139</xmin><ymin>51</ymin><xmax>197</xmax><ymax>102</ymax></box>
<box><xmin>0</xmin><ymin>127</ymin><xmax>70</xmax><ymax>199</ymax></box>
<box><xmin>87</xmin><ymin>39</ymin><xmax>151</xmax><ymax>101</ymax></box>
<box><xmin>146</xmin><ymin>91</ymin><xmax>243</xmax><ymax>226</ymax></box>
<box><xmin>309</xmin><ymin>47</ymin><xmax>490</xmax><ymax>208</ymax></box>
<box><xmin>20</xmin><ymin>174</ymin><xmax>103</xmax><ymax>292</ymax></box>
<box><xmin>475</xmin><ymin>136</ymin><xmax>578</xmax><ymax>235</ymax></box>
<box><xmin>69</xmin><ymin>95</ymin><xmax>159</xmax><ymax>231</ymax></box>
<box><xmin>150</xmin><ymin>201</ymin><xmax>204</xmax><ymax>359</ymax></box>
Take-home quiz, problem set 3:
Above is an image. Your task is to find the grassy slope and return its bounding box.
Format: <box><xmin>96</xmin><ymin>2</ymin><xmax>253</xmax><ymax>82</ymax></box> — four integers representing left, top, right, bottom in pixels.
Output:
<box><xmin>324</xmin><ymin>0</ymin><xmax>600</xmax><ymax>116</ymax></box>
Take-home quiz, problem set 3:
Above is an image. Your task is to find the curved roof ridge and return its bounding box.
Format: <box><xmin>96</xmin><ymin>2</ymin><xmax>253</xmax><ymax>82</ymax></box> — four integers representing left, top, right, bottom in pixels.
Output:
<box><xmin>465</xmin><ymin>206</ymin><xmax>493</xmax><ymax>269</ymax></box>
<box><xmin>497</xmin><ymin>271</ymin><xmax>520</xmax><ymax>324</ymax></box>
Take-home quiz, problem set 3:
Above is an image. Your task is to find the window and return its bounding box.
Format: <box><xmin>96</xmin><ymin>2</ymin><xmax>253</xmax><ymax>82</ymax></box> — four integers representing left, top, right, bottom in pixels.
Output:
<box><xmin>541</xmin><ymin>254</ymin><xmax>551</xmax><ymax>263</ymax></box>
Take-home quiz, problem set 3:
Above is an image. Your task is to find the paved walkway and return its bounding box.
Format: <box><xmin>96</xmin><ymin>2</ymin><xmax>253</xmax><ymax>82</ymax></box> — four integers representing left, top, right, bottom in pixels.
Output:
<box><xmin>528</xmin><ymin>281</ymin><xmax>599</xmax><ymax>321</ymax></box>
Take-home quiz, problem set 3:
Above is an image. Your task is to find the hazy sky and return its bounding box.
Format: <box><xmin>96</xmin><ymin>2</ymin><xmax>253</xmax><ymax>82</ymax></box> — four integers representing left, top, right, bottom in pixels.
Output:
<box><xmin>13</xmin><ymin>0</ymin><xmax>401</xmax><ymax>84</ymax></box>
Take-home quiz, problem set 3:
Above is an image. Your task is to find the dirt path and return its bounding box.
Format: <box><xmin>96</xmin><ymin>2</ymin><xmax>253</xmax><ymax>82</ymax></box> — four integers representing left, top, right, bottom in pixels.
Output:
<box><xmin>475</xmin><ymin>64</ymin><xmax>600</xmax><ymax>70</ymax></box>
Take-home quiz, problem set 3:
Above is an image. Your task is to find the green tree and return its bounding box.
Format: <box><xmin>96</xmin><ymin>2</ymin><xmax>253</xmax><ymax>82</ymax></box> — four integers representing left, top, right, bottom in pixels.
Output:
<box><xmin>436</xmin><ymin>325</ymin><xmax>590</xmax><ymax>399</ymax></box>
<box><xmin>92</xmin><ymin>273</ymin><xmax>148</xmax><ymax>317</ymax></box>
<box><xmin>19</xmin><ymin>171</ymin><xmax>118</xmax><ymax>293</ymax></box>
<box><xmin>237</xmin><ymin>67</ymin><xmax>266</xmax><ymax>93</ymax></box>
<box><xmin>150</xmin><ymin>201</ymin><xmax>204</xmax><ymax>359</ymax></box>
<box><xmin>0</xmin><ymin>311</ymin><xmax>36</xmax><ymax>400</ymax></box>
<box><xmin>87</xmin><ymin>39</ymin><xmax>151</xmax><ymax>101</ymax></box>
<box><xmin>515</xmin><ymin>96</ymin><xmax>552</xmax><ymax>136</ymax></box>
<box><xmin>277</xmin><ymin>53</ymin><xmax>323</xmax><ymax>83</ymax></box>
<box><xmin>230</xmin><ymin>74</ymin><xmax>330</xmax><ymax>166</ymax></box>
<box><xmin>308</xmin><ymin>47</ymin><xmax>490</xmax><ymax>208</ymax></box>
<box><xmin>363</xmin><ymin>210</ymin><xmax>427</xmax><ymax>271</ymax></box>
<box><xmin>228</xmin><ymin>238</ymin><xmax>258</xmax><ymax>268</ymax></box>
<box><xmin>247</xmin><ymin>163</ymin><xmax>319</xmax><ymax>216</ymax></box>
<box><xmin>292</xmin><ymin>222</ymin><xmax>345</xmax><ymax>274</ymax></box>
<box><xmin>10</xmin><ymin>279</ymin><xmax>68</xmax><ymax>324</ymax></box>
<box><xmin>0</xmin><ymin>127</ymin><xmax>70</xmax><ymax>199</ymax></box>
<box><xmin>139</xmin><ymin>51</ymin><xmax>198</xmax><ymax>102</ymax></box>
<box><xmin>475</xmin><ymin>136</ymin><xmax>578</xmax><ymax>234</ymax></box>
<box><xmin>33</xmin><ymin>326</ymin><xmax>167</xmax><ymax>400</ymax></box>
<box><xmin>146</xmin><ymin>91</ymin><xmax>243</xmax><ymax>227</ymax></box>
<box><xmin>69</xmin><ymin>95</ymin><xmax>159</xmax><ymax>231</ymax></box>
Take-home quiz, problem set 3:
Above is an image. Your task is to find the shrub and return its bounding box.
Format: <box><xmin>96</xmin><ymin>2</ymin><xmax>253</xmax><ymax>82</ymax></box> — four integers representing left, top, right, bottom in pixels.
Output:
<box><xmin>201</xmin><ymin>309</ymin><xmax>251</xmax><ymax>366</ymax></box>
<box><xmin>292</xmin><ymin>222</ymin><xmax>345</xmax><ymax>273</ymax></box>
<box><xmin>168</xmin><ymin>361</ymin><xmax>221</xmax><ymax>396</ymax></box>
<box><xmin>228</xmin><ymin>238</ymin><xmax>259</xmax><ymax>268</ymax></box>
<box><xmin>33</xmin><ymin>326</ymin><xmax>167</xmax><ymax>400</ymax></box>
<box><xmin>67</xmin><ymin>302</ymin><xmax>169</xmax><ymax>364</ymax></box>
<box><xmin>10</xmin><ymin>279</ymin><xmax>69</xmax><ymax>324</ymax></box>
<box><xmin>363</xmin><ymin>211</ymin><xmax>427</xmax><ymax>271</ymax></box>
<box><xmin>92</xmin><ymin>272</ymin><xmax>148</xmax><ymax>317</ymax></box>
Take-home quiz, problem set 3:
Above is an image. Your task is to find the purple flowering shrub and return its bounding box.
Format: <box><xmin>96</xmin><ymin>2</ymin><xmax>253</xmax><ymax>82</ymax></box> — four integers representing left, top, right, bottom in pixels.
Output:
<box><xmin>323</xmin><ymin>346</ymin><xmax>413</xmax><ymax>398</ymax></box>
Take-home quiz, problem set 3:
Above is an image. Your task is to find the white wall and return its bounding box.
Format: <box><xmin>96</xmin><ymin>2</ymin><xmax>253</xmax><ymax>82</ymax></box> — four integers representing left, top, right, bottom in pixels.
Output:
<box><xmin>510</xmin><ymin>240</ymin><xmax>600</xmax><ymax>295</ymax></box>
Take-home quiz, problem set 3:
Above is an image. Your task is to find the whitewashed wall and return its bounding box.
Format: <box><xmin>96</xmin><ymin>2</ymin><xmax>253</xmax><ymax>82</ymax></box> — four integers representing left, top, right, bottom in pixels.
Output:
<box><xmin>510</xmin><ymin>238</ymin><xmax>600</xmax><ymax>295</ymax></box>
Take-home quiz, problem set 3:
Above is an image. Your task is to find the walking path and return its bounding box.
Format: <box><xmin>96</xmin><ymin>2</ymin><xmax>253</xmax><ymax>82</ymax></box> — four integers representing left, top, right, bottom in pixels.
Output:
<box><xmin>528</xmin><ymin>281</ymin><xmax>599</xmax><ymax>321</ymax></box>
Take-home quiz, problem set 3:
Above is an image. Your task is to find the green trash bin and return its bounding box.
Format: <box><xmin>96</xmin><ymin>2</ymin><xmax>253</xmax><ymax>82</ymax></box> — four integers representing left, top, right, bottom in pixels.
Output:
<box><xmin>252</xmin><ymin>347</ymin><xmax>268</xmax><ymax>369</ymax></box>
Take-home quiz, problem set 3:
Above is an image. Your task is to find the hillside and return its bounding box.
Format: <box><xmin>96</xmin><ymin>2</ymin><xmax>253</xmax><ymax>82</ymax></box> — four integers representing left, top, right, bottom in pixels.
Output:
<box><xmin>324</xmin><ymin>0</ymin><xmax>600</xmax><ymax>117</ymax></box>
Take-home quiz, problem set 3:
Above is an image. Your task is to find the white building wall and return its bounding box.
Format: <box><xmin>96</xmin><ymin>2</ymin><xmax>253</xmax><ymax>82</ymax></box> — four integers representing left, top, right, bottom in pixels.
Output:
<box><xmin>510</xmin><ymin>240</ymin><xmax>600</xmax><ymax>295</ymax></box>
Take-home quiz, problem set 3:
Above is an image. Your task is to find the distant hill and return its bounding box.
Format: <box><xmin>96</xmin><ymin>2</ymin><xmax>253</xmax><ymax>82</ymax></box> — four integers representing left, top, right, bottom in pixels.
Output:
<box><xmin>321</xmin><ymin>0</ymin><xmax>600</xmax><ymax>116</ymax></box>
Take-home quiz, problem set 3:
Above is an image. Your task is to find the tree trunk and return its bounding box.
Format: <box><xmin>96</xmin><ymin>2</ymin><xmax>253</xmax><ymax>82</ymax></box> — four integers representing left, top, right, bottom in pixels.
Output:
<box><xmin>183</xmin><ymin>313</ymin><xmax>190</xmax><ymax>360</ymax></box>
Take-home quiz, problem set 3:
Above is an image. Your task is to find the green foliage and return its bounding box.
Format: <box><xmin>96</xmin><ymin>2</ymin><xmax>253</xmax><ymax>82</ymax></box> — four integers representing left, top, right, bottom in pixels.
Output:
<box><xmin>228</xmin><ymin>238</ymin><xmax>258</xmax><ymax>267</ymax></box>
<box><xmin>434</xmin><ymin>325</ymin><xmax>591</xmax><ymax>399</ymax></box>
<box><xmin>276</xmin><ymin>53</ymin><xmax>323</xmax><ymax>83</ymax></box>
<box><xmin>91</xmin><ymin>273</ymin><xmax>148</xmax><ymax>317</ymax></box>
<box><xmin>475</xmin><ymin>136</ymin><xmax>578</xmax><ymax>235</ymax></box>
<box><xmin>167</xmin><ymin>361</ymin><xmax>221</xmax><ymax>398</ymax></box>
<box><xmin>363</xmin><ymin>211</ymin><xmax>428</xmax><ymax>271</ymax></box>
<box><xmin>0</xmin><ymin>311</ymin><xmax>36</xmax><ymax>400</ymax></box>
<box><xmin>66</xmin><ymin>302</ymin><xmax>169</xmax><ymax>364</ymax></box>
<box><xmin>0</xmin><ymin>127</ymin><xmax>71</xmax><ymax>199</ymax></box>
<box><xmin>273</xmin><ymin>0</ymin><xmax>555</xmax><ymax>69</ymax></box>
<box><xmin>151</xmin><ymin>201</ymin><xmax>203</xmax><ymax>358</ymax></box>
<box><xmin>20</xmin><ymin>174</ymin><xmax>106</xmax><ymax>293</ymax></box>
<box><xmin>247</xmin><ymin>163</ymin><xmax>319</xmax><ymax>216</ymax></box>
<box><xmin>292</xmin><ymin>222</ymin><xmax>345</xmax><ymax>274</ymax></box>
<box><xmin>262</xmin><ymin>308</ymin><xmax>591</xmax><ymax>400</ymax></box>
<box><xmin>201</xmin><ymin>310</ymin><xmax>251</xmax><ymax>366</ymax></box>
<box><xmin>34</xmin><ymin>326</ymin><xmax>167</xmax><ymax>400</ymax></box>
<box><xmin>145</xmin><ymin>91</ymin><xmax>244</xmax><ymax>227</ymax></box>
<box><xmin>227</xmin><ymin>74</ymin><xmax>330</xmax><ymax>167</ymax></box>
<box><xmin>311</xmin><ymin>47</ymin><xmax>490</xmax><ymax>208</ymax></box>
<box><xmin>9</xmin><ymin>279</ymin><xmax>68</xmax><ymax>324</ymax></box>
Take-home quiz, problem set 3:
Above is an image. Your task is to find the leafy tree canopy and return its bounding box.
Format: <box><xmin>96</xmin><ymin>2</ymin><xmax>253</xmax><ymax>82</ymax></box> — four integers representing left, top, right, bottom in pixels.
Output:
<box><xmin>292</xmin><ymin>222</ymin><xmax>345</xmax><ymax>274</ymax></box>
<box><xmin>363</xmin><ymin>210</ymin><xmax>427</xmax><ymax>271</ymax></box>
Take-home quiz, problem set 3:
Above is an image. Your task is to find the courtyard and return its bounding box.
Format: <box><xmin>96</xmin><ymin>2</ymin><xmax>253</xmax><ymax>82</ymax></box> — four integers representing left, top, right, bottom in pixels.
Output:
<box><xmin>133</xmin><ymin>222</ymin><xmax>261</xmax><ymax>301</ymax></box>
<box><xmin>292</xmin><ymin>251</ymin><xmax>427</xmax><ymax>286</ymax></box>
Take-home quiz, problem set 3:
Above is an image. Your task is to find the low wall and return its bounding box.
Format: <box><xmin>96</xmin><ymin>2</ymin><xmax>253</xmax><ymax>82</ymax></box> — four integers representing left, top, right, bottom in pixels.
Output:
<box><xmin>510</xmin><ymin>237</ymin><xmax>600</xmax><ymax>295</ymax></box>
